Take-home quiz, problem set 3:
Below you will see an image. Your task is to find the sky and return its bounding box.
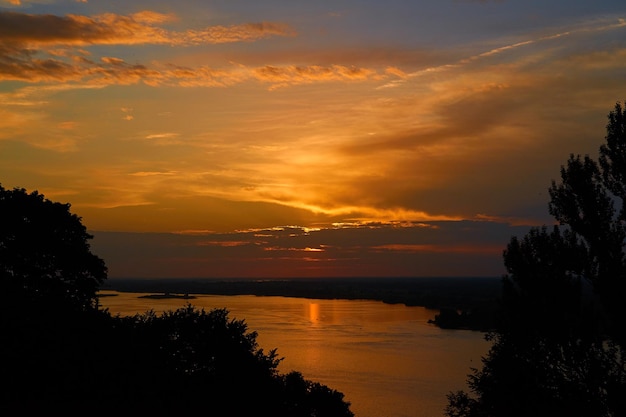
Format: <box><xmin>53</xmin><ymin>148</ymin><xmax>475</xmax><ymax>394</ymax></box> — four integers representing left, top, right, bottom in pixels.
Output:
<box><xmin>1</xmin><ymin>0</ymin><xmax>625</xmax><ymax>279</ymax></box>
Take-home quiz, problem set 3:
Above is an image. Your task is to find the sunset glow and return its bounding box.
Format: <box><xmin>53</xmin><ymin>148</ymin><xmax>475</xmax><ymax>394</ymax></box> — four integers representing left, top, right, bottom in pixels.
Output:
<box><xmin>1</xmin><ymin>1</ymin><xmax>625</xmax><ymax>278</ymax></box>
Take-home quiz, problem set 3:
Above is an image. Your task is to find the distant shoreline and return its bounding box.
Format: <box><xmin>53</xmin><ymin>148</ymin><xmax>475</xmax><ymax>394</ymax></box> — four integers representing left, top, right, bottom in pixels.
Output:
<box><xmin>100</xmin><ymin>276</ymin><xmax>500</xmax><ymax>305</ymax></box>
<box><xmin>100</xmin><ymin>277</ymin><xmax>501</xmax><ymax>331</ymax></box>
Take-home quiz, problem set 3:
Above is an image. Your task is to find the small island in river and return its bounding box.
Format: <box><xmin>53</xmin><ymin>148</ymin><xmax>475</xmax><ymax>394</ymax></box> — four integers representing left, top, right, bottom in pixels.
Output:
<box><xmin>138</xmin><ymin>292</ymin><xmax>197</xmax><ymax>300</ymax></box>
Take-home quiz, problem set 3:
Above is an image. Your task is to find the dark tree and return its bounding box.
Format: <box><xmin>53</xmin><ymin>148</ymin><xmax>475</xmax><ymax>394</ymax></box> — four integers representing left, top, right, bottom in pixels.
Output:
<box><xmin>0</xmin><ymin>184</ymin><xmax>354</xmax><ymax>416</ymax></box>
<box><xmin>547</xmin><ymin>103</ymin><xmax>626</xmax><ymax>345</ymax></box>
<box><xmin>0</xmin><ymin>184</ymin><xmax>107</xmax><ymax>311</ymax></box>
<box><xmin>445</xmin><ymin>103</ymin><xmax>626</xmax><ymax>417</ymax></box>
<box><xmin>0</xmin><ymin>185</ymin><xmax>110</xmax><ymax>414</ymax></box>
<box><xmin>106</xmin><ymin>305</ymin><xmax>354</xmax><ymax>416</ymax></box>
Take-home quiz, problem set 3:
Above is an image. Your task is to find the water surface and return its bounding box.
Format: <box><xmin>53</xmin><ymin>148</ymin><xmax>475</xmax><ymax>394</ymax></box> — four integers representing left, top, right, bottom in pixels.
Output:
<box><xmin>100</xmin><ymin>291</ymin><xmax>490</xmax><ymax>417</ymax></box>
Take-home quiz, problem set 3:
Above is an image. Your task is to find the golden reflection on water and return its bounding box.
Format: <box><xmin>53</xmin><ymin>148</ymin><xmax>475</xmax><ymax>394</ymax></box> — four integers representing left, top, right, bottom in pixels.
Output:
<box><xmin>308</xmin><ymin>302</ymin><xmax>320</xmax><ymax>324</ymax></box>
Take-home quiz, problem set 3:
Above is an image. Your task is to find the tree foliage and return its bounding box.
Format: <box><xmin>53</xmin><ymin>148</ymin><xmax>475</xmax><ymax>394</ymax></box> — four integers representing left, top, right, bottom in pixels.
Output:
<box><xmin>0</xmin><ymin>184</ymin><xmax>107</xmax><ymax>311</ymax></box>
<box><xmin>0</xmin><ymin>185</ymin><xmax>354</xmax><ymax>416</ymax></box>
<box><xmin>446</xmin><ymin>102</ymin><xmax>626</xmax><ymax>417</ymax></box>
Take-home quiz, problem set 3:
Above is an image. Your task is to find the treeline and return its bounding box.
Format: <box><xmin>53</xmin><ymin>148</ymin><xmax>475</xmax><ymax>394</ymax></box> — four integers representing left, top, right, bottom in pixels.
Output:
<box><xmin>2</xmin><ymin>303</ymin><xmax>353</xmax><ymax>415</ymax></box>
<box><xmin>0</xmin><ymin>184</ymin><xmax>353</xmax><ymax>416</ymax></box>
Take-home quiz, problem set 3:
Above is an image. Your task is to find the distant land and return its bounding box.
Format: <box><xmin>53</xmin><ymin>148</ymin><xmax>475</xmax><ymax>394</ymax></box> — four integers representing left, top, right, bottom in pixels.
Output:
<box><xmin>138</xmin><ymin>293</ymin><xmax>197</xmax><ymax>300</ymax></box>
<box><xmin>101</xmin><ymin>277</ymin><xmax>503</xmax><ymax>331</ymax></box>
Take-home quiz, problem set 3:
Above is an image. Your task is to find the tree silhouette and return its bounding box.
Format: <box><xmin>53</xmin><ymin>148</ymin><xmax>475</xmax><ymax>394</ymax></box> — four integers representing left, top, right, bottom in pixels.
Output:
<box><xmin>0</xmin><ymin>184</ymin><xmax>107</xmax><ymax>312</ymax></box>
<box><xmin>105</xmin><ymin>306</ymin><xmax>354</xmax><ymax>416</ymax></box>
<box><xmin>445</xmin><ymin>102</ymin><xmax>626</xmax><ymax>417</ymax></box>
<box><xmin>0</xmin><ymin>184</ymin><xmax>354</xmax><ymax>416</ymax></box>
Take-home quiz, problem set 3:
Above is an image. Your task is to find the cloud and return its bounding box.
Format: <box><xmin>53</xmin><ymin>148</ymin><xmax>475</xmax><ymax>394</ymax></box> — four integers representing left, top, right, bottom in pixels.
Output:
<box><xmin>160</xmin><ymin>63</ymin><xmax>386</xmax><ymax>89</ymax></box>
<box><xmin>254</xmin><ymin>65</ymin><xmax>381</xmax><ymax>89</ymax></box>
<box><xmin>120</xmin><ymin>107</ymin><xmax>134</xmax><ymax>120</ymax></box>
<box><xmin>130</xmin><ymin>10</ymin><xmax>175</xmax><ymax>24</ymax></box>
<box><xmin>264</xmin><ymin>246</ymin><xmax>325</xmax><ymax>252</ymax></box>
<box><xmin>0</xmin><ymin>10</ymin><xmax>300</xmax><ymax>85</ymax></box>
<box><xmin>0</xmin><ymin>49</ymin><xmax>385</xmax><ymax>87</ymax></box>
<box><xmin>0</xmin><ymin>43</ymin><xmax>163</xmax><ymax>84</ymax></box>
<box><xmin>0</xmin><ymin>11</ymin><xmax>398</xmax><ymax>89</ymax></box>
<box><xmin>185</xmin><ymin>22</ymin><xmax>295</xmax><ymax>44</ymax></box>
<box><xmin>3</xmin><ymin>8</ymin><xmax>625</xmax><ymax>233</ymax></box>
<box><xmin>145</xmin><ymin>133</ymin><xmax>180</xmax><ymax>140</ymax></box>
<box><xmin>384</xmin><ymin>66</ymin><xmax>408</xmax><ymax>78</ymax></box>
<box><xmin>129</xmin><ymin>171</ymin><xmax>179</xmax><ymax>177</ymax></box>
<box><xmin>0</xmin><ymin>0</ymin><xmax>77</xmax><ymax>5</ymax></box>
<box><xmin>0</xmin><ymin>11</ymin><xmax>294</xmax><ymax>46</ymax></box>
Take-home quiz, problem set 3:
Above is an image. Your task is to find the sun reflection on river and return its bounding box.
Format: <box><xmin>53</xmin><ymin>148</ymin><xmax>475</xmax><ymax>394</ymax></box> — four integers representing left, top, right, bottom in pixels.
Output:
<box><xmin>308</xmin><ymin>302</ymin><xmax>320</xmax><ymax>325</ymax></box>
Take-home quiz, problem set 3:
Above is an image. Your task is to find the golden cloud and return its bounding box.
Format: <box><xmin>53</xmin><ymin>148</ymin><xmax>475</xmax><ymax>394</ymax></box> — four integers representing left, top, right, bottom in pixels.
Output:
<box><xmin>254</xmin><ymin>64</ymin><xmax>380</xmax><ymax>89</ymax></box>
<box><xmin>0</xmin><ymin>11</ymin><xmax>385</xmax><ymax>88</ymax></box>
<box><xmin>130</xmin><ymin>10</ymin><xmax>177</xmax><ymax>24</ymax></box>
<box><xmin>264</xmin><ymin>246</ymin><xmax>325</xmax><ymax>252</ymax></box>
<box><xmin>0</xmin><ymin>10</ymin><xmax>301</xmax><ymax>84</ymax></box>
<box><xmin>185</xmin><ymin>22</ymin><xmax>295</xmax><ymax>44</ymax></box>
<box><xmin>0</xmin><ymin>48</ymin><xmax>384</xmax><ymax>87</ymax></box>
<box><xmin>0</xmin><ymin>10</ymin><xmax>405</xmax><ymax>89</ymax></box>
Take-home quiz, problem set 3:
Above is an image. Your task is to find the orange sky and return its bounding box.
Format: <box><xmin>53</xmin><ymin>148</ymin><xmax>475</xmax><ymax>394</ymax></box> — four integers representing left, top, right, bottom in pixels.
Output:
<box><xmin>1</xmin><ymin>1</ymin><xmax>625</xmax><ymax>278</ymax></box>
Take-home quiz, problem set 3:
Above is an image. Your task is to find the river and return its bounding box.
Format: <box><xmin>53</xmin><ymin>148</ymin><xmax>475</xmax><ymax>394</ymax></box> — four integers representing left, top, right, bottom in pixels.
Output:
<box><xmin>99</xmin><ymin>291</ymin><xmax>490</xmax><ymax>417</ymax></box>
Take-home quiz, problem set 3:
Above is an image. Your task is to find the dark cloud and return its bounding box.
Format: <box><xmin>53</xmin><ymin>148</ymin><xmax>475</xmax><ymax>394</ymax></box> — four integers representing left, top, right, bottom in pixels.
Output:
<box><xmin>0</xmin><ymin>11</ymin><xmax>294</xmax><ymax>46</ymax></box>
<box><xmin>0</xmin><ymin>10</ymin><xmax>300</xmax><ymax>84</ymax></box>
<box><xmin>0</xmin><ymin>11</ymin><xmax>118</xmax><ymax>44</ymax></box>
<box><xmin>0</xmin><ymin>10</ymin><xmax>387</xmax><ymax>87</ymax></box>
